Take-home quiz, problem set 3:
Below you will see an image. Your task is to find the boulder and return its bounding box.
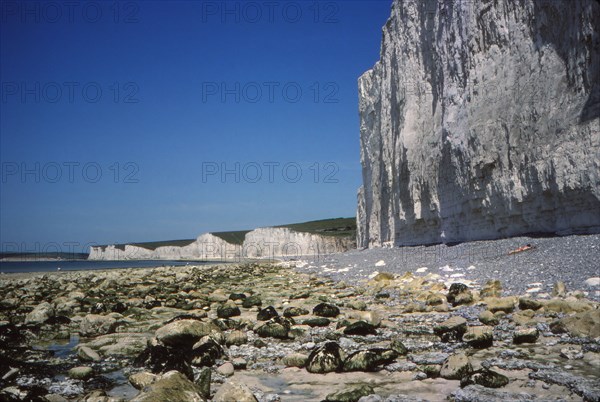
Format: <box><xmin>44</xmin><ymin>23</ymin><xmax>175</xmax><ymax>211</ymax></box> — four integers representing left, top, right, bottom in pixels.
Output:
<box><xmin>80</xmin><ymin>314</ymin><xmax>117</xmax><ymax>337</ymax></box>
<box><xmin>77</xmin><ymin>346</ymin><xmax>101</xmax><ymax>362</ymax></box>
<box><xmin>461</xmin><ymin>369</ymin><xmax>509</xmax><ymax>388</ymax></box>
<box><xmin>463</xmin><ymin>326</ymin><xmax>494</xmax><ymax>349</ymax></box>
<box><xmin>257</xmin><ymin>306</ymin><xmax>279</xmax><ymax>321</ymax></box>
<box><xmin>216</xmin><ymin>302</ymin><xmax>240</xmax><ymax>319</ymax></box>
<box><xmin>282</xmin><ymin>353</ymin><xmax>309</xmax><ymax>368</ymax></box>
<box><xmin>485</xmin><ymin>298</ymin><xmax>516</xmax><ymax>314</ymax></box>
<box><xmin>155</xmin><ymin>319</ymin><xmax>216</xmax><ymax>348</ymax></box>
<box><xmin>555</xmin><ymin>309</ymin><xmax>600</xmax><ymax>338</ymax></box>
<box><xmin>131</xmin><ymin>370</ymin><xmax>206</xmax><ymax>402</ymax></box>
<box><xmin>513</xmin><ymin>328</ymin><xmax>539</xmax><ymax>344</ymax></box>
<box><xmin>342</xmin><ymin>348</ymin><xmax>398</xmax><ymax>372</ymax></box>
<box><xmin>68</xmin><ymin>366</ymin><xmax>94</xmax><ymax>380</ymax></box>
<box><xmin>283</xmin><ymin>306</ymin><xmax>309</xmax><ymax>317</ymax></box>
<box><xmin>25</xmin><ymin>302</ymin><xmax>54</xmax><ymax>324</ymax></box>
<box><xmin>440</xmin><ymin>353</ymin><xmax>472</xmax><ymax>380</ymax></box>
<box><xmin>480</xmin><ymin>280</ymin><xmax>502</xmax><ymax>298</ymax></box>
<box><xmin>343</xmin><ymin>321</ymin><xmax>377</xmax><ymax>336</ymax></box>
<box><xmin>306</xmin><ymin>342</ymin><xmax>344</xmax><ymax>374</ymax></box>
<box><xmin>325</xmin><ymin>384</ymin><xmax>374</xmax><ymax>402</ymax></box>
<box><xmin>212</xmin><ymin>382</ymin><xmax>257</xmax><ymax>402</ymax></box>
<box><xmin>313</xmin><ymin>303</ymin><xmax>340</xmax><ymax>318</ymax></box>
<box><xmin>255</xmin><ymin>317</ymin><xmax>291</xmax><ymax>339</ymax></box>
<box><xmin>433</xmin><ymin>316</ymin><xmax>467</xmax><ymax>342</ymax></box>
<box><xmin>191</xmin><ymin>336</ymin><xmax>225</xmax><ymax>367</ymax></box>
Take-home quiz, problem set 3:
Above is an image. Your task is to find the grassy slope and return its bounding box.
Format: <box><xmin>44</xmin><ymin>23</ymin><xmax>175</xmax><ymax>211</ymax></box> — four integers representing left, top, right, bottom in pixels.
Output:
<box><xmin>99</xmin><ymin>217</ymin><xmax>356</xmax><ymax>251</ymax></box>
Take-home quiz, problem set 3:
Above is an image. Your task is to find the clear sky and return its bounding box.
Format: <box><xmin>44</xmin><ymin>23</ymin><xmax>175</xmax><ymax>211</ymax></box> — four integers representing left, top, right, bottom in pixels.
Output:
<box><xmin>0</xmin><ymin>0</ymin><xmax>392</xmax><ymax>253</ymax></box>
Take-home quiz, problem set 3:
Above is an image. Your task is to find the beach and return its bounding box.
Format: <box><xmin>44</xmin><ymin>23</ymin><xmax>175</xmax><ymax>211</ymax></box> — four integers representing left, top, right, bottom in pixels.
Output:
<box><xmin>1</xmin><ymin>235</ymin><xmax>599</xmax><ymax>401</ymax></box>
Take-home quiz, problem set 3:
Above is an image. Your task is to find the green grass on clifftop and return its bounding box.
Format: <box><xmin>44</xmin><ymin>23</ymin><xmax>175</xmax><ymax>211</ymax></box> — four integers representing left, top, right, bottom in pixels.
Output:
<box><xmin>277</xmin><ymin>217</ymin><xmax>356</xmax><ymax>238</ymax></box>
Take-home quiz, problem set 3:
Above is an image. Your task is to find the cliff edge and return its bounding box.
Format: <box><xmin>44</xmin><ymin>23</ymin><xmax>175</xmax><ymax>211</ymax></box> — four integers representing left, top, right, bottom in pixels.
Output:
<box><xmin>358</xmin><ymin>0</ymin><xmax>600</xmax><ymax>248</ymax></box>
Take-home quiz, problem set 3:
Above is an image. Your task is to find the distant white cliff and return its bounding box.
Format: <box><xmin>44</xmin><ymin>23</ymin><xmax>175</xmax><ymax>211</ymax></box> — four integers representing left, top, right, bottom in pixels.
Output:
<box><xmin>357</xmin><ymin>0</ymin><xmax>600</xmax><ymax>248</ymax></box>
<box><xmin>88</xmin><ymin>228</ymin><xmax>351</xmax><ymax>261</ymax></box>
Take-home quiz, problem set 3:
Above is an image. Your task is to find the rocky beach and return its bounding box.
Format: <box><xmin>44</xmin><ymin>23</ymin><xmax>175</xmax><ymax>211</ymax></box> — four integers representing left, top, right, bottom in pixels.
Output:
<box><xmin>1</xmin><ymin>234</ymin><xmax>599</xmax><ymax>401</ymax></box>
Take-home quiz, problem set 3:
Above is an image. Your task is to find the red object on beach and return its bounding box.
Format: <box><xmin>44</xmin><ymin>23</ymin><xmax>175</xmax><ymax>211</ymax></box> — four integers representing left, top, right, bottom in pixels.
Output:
<box><xmin>508</xmin><ymin>244</ymin><xmax>535</xmax><ymax>255</ymax></box>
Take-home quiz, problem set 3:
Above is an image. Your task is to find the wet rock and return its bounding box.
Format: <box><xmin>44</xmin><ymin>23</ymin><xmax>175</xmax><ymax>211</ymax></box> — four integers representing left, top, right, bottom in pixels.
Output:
<box><xmin>155</xmin><ymin>319</ymin><xmax>216</xmax><ymax>348</ymax></box>
<box><xmin>257</xmin><ymin>306</ymin><xmax>279</xmax><ymax>321</ymax></box>
<box><xmin>229</xmin><ymin>293</ymin><xmax>246</xmax><ymax>301</ymax></box>
<box><xmin>216</xmin><ymin>362</ymin><xmax>234</xmax><ymax>377</ymax></box>
<box><xmin>135</xmin><ymin>343</ymin><xmax>194</xmax><ymax>379</ymax></box>
<box><xmin>25</xmin><ymin>302</ymin><xmax>54</xmax><ymax>324</ymax></box>
<box><xmin>390</xmin><ymin>339</ymin><xmax>408</xmax><ymax>356</ymax></box>
<box><xmin>425</xmin><ymin>293</ymin><xmax>445</xmax><ymax>306</ymax></box>
<box><xmin>440</xmin><ymin>353</ymin><xmax>472</xmax><ymax>380</ymax></box>
<box><xmin>303</xmin><ymin>317</ymin><xmax>331</xmax><ymax>327</ymax></box>
<box><xmin>463</xmin><ymin>326</ymin><xmax>494</xmax><ymax>349</ymax></box>
<box><xmin>461</xmin><ymin>369</ymin><xmax>509</xmax><ymax>388</ymax></box>
<box><xmin>478</xmin><ymin>310</ymin><xmax>499</xmax><ymax>326</ymax></box>
<box><xmin>313</xmin><ymin>303</ymin><xmax>340</xmax><ymax>318</ymax></box>
<box><xmin>79</xmin><ymin>314</ymin><xmax>117</xmax><ymax>337</ymax></box>
<box><xmin>342</xmin><ymin>348</ymin><xmax>398</xmax><ymax>372</ymax></box>
<box><xmin>195</xmin><ymin>367</ymin><xmax>211</xmax><ymax>399</ymax></box>
<box><xmin>343</xmin><ymin>321</ymin><xmax>377</xmax><ymax>336</ymax></box>
<box><xmin>131</xmin><ymin>370</ymin><xmax>206</xmax><ymax>402</ymax></box>
<box><xmin>225</xmin><ymin>330</ymin><xmax>248</xmax><ymax>346</ymax></box>
<box><xmin>282</xmin><ymin>353</ymin><xmax>308</xmax><ymax>368</ymax></box>
<box><xmin>451</xmin><ymin>384</ymin><xmax>536</xmax><ymax>401</ymax></box>
<box><xmin>283</xmin><ymin>306</ymin><xmax>308</xmax><ymax>317</ymax></box>
<box><xmin>255</xmin><ymin>317</ymin><xmax>291</xmax><ymax>339</ymax></box>
<box><xmin>555</xmin><ymin>309</ymin><xmax>600</xmax><ymax>337</ymax></box>
<box><xmin>513</xmin><ymin>328</ymin><xmax>539</xmax><ymax>344</ymax></box>
<box><xmin>325</xmin><ymin>384</ymin><xmax>374</xmax><ymax>402</ymax></box>
<box><xmin>77</xmin><ymin>345</ymin><xmax>101</xmax><ymax>362</ymax></box>
<box><xmin>480</xmin><ymin>280</ymin><xmax>502</xmax><ymax>298</ymax></box>
<box><xmin>347</xmin><ymin>301</ymin><xmax>367</xmax><ymax>311</ymax></box>
<box><xmin>306</xmin><ymin>342</ymin><xmax>344</xmax><ymax>374</ymax></box>
<box><xmin>447</xmin><ymin>283</ymin><xmax>473</xmax><ymax>306</ymax></box>
<box><xmin>191</xmin><ymin>336</ymin><xmax>225</xmax><ymax>367</ymax></box>
<box><xmin>44</xmin><ymin>394</ymin><xmax>69</xmax><ymax>402</ymax></box>
<box><xmin>213</xmin><ymin>382</ymin><xmax>257</xmax><ymax>402</ymax></box>
<box><xmin>518</xmin><ymin>297</ymin><xmax>542</xmax><ymax>311</ymax></box>
<box><xmin>544</xmin><ymin>299</ymin><xmax>593</xmax><ymax>314</ymax></box>
<box><xmin>485</xmin><ymin>297</ymin><xmax>516</xmax><ymax>314</ymax></box>
<box><xmin>129</xmin><ymin>372</ymin><xmax>158</xmax><ymax>390</ymax></box>
<box><xmin>232</xmin><ymin>357</ymin><xmax>247</xmax><ymax>370</ymax></box>
<box><xmin>68</xmin><ymin>366</ymin><xmax>93</xmax><ymax>380</ymax></box>
<box><xmin>433</xmin><ymin>316</ymin><xmax>467</xmax><ymax>342</ymax></box>
<box><xmin>217</xmin><ymin>302</ymin><xmax>241</xmax><ymax>319</ymax></box>
<box><xmin>242</xmin><ymin>295</ymin><xmax>262</xmax><ymax>309</ymax></box>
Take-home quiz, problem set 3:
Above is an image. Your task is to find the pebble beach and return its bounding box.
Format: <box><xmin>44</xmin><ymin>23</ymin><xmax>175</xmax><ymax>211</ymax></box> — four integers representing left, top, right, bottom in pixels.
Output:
<box><xmin>0</xmin><ymin>234</ymin><xmax>599</xmax><ymax>401</ymax></box>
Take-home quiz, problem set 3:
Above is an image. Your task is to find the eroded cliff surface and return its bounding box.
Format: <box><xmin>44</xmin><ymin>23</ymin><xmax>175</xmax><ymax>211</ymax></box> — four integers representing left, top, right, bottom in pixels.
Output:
<box><xmin>358</xmin><ymin>0</ymin><xmax>600</xmax><ymax>248</ymax></box>
<box><xmin>88</xmin><ymin>229</ymin><xmax>350</xmax><ymax>260</ymax></box>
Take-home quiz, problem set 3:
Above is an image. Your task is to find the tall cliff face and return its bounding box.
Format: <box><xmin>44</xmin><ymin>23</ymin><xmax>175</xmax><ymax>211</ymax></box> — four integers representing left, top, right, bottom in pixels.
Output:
<box><xmin>358</xmin><ymin>0</ymin><xmax>600</xmax><ymax>248</ymax></box>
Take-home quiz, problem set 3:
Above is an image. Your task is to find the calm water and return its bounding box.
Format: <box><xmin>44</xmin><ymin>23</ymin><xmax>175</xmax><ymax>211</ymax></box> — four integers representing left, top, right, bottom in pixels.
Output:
<box><xmin>0</xmin><ymin>259</ymin><xmax>213</xmax><ymax>273</ymax></box>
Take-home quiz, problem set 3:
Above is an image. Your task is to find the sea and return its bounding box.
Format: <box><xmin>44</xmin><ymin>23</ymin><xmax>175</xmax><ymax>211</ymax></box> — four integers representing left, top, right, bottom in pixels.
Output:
<box><xmin>0</xmin><ymin>260</ymin><xmax>214</xmax><ymax>274</ymax></box>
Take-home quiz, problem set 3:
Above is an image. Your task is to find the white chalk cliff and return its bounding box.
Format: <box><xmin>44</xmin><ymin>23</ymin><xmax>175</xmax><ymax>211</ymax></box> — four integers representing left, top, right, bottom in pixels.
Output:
<box><xmin>88</xmin><ymin>228</ymin><xmax>350</xmax><ymax>260</ymax></box>
<box><xmin>357</xmin><ymin>0</ymin><xmax>600</xmax><ymax>248</ymax></box>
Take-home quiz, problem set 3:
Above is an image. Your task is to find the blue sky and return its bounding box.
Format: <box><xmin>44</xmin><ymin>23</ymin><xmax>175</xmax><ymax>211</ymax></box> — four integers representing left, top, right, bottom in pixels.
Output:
<box><xmin>0</xmin><ymin>0</ymin><xmax>392</xmax><ymax>252</ymax></box>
